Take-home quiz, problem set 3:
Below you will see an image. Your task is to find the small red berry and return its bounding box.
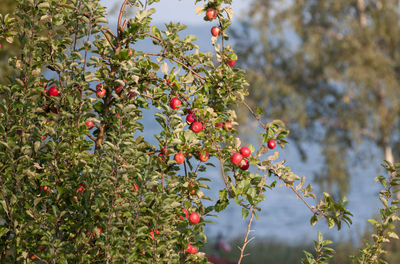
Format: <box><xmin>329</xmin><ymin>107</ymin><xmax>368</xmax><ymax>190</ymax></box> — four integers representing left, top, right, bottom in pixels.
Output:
<box><xmin>240</xmin><ymin>159</ymin><xmax>250</xmax><ymax>171</ymax></box>
<box><xmin>170</xmin><ymin>97</ymin><xmax>182</xmax><ymax>109</ymax></box>
<box><xmin>186</xmin><ymin>114</ymin><xmax>196</xmax><ymax>123</ymax></box>
<box><xmin>47</xmin><ymin>86</ymin><xmax>59</xmax><ymax>97</ymax></box>
<box><xmin>231</xmin><ymin>153</ymin><xmax>243</xmax><ymax>165</ymax></box>
<box><xmin>174</xmin><ymin>153</ymin><xmax>185</xmax><ymax>164</ymax></box>
<box><xmin>267</xmin><ymin>139</ymin><xmax>276</xmax><ymax>149</ymax></box>
<box><xmin>211</xmin><ymin>26</ymin><xmax>221</xmax><ymax>37</ymax></box>
<box><xmin>191</xmin><ymin>122</ymin><xmax>203</xmax><ymax>133</ymax></box>
<box><xmin>189</xmin><ymin>212</ymin><xmax>200</xmax><ymax>224</ymax></box>
<box><xmin>240</xmin><ymin>147</ymin><xmax>251</xmax><ymax>158</ymax></box>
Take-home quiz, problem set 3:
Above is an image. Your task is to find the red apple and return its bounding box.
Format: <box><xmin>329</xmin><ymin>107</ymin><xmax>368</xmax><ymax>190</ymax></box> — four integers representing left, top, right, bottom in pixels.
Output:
<box><xmin>227</xmin><ymin>60</ymin><xmax>236</xmax><ymax>67</ymax></box>
<box><xmin>231</xmin><ymin>153</ymin><xmax>243</xmax><ymax>165</ymax></box>
<box><xmin>86</xmin><ymin>121</ymin><xmax>95</xmax><ymax>129</ymax></box>
<box><xmin>149</xmin><ymin>231</ymin><xmax>155</xmax><ymax>240</ymax></box>
<box><xmin>174</xmin><ymin>153</ymin><xmax>185</xmax><ymax>164</ymax></box>
<box><xmin>47</xmin><ymin>86</ymin><xmax>59</xmax><ymax>97</ymax></box>
<box><xmin>96</xmin><ymin>83</ymin><xmax>103</xmax><ymax>91</ymax></box>
<box><xmin>115</xmin><ymin>86</ymin><xmax>123</xmax><ymax>93</ymax></box>
<box><xmin>191</xmin><ymin>122</ymin><xmax>203</xmax><ymax>133</ymax></box>
<box><xmin>267</xmin><ymin>139</ymin><xmax>276</xmax><ymax>149</ymax></box>
<box><xmin>240</xmin><ymin>159</ymin><xmax>250</xmax><ymax>171</ymax></box>
<box><xmin>198</xmin><ymin>151</ymin><xmax>209</xmax><ymax>162</ymax></box>
<box><xmin>206</xmin><ymin>8</ymin><xmax>217</xmax><ymax>20</ymax></box>
<box><xmin>240</xmin><ymin>147</ymin><xmax>251</xmax><ymax>158</ymax></box>
<box><xmin>97</xmin><ymin>89</ymin><xmax>106</xmax><ymax>98</ymax></box>
<box><xmin>224</xmin><ymin>122</ymin><xmax>233</xmax><ymax>131</ymax></box>
<box><xmin>211</xmin><ymin>26</ymin><xmax>221</xmax><ymax>37</ymax></box>
<box><xmin>170</xmin><ymin>97</ymin><xmax>182</xmax><ymax>109</ymax></box>
<box><xmin>132</xmin><ymin>184</ymin><xmax>139</xmax><ymax>192</ymax></box>
<box><xmin>189</xmin><ymin>212</ymin><xmax>200</xmax><ymax>224</ymax></box>
<box><xmin>77</xmin><ymin>185</ymin><xmax>85</xmax><ymax>192</ymax></box>
<box><xmin>186</xmin><ymin>114</ymin><xmax>196</xmax><ymax>123</ymax></box>
<box><xmin>180</xmin><ymin>208</ymin><xmax>189</xmax><ymax>220</ymax></box>
<box><xmin>216</xmin><ymin>122</ymin><xmax>224</xmax><ymax>128</ymax></box>
<box><xmin>128</xmin><ymin>49</ymin><xmax>133</xmax><ymax>56</ymax></box>
<box><xmin>158</xmin><ymin>153</ymin><xmax>166</xmax><ymax>162</ymax></box>
<box><xmin>186</xmin><ymin>244</ymin><xmax>198</xmax><ymax>254</ymax></box>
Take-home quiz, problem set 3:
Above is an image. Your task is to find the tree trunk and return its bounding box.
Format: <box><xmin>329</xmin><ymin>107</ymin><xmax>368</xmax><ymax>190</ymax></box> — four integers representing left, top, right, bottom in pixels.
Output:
<box><xmin>357</xmin><ymin>0</ymin><xmax>367</xmax><ymax>27</ymax></box>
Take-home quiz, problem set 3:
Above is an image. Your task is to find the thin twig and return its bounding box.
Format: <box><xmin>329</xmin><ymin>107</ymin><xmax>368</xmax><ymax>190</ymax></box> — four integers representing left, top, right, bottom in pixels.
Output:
<box><xmin>238</xmin><ymin>209</ymin><xmax>255</xmax><ymax>264</ymax></box>
<box><xmin>100</xmin><ymin>28</ymin><xmax>116</xmax><ymax>50</ymax></box>
<box><xmin>241</xmin><ymin>100</ymin><xmax>267</xmax><ymax>129</ymax></box>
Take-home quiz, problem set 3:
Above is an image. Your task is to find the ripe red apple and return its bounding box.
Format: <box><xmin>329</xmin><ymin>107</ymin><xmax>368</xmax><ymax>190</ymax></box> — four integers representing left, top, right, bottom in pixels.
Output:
<box><xmin>267</xmin><ymin>139</ymin><xmax>276</xmax><ymax>149</ymax></box>
<box><xmin>189</xmin><ymin>212</ymin><xmax>200</xmax><ymax>224</ymax></box>
<box><xmin>115</xmin><ymin>86</ymin><xmax>123</xmax><ymax>93</ymax></box>
<box><xmin>186</xmin><ymin>114</ymin><xmax>196</xmax><ymax>123</ymax></box>
<box><xmin>128</xmin><ymin>49</ymin><xmax>133</xmax><ymax>56</ymax></box>
<box><xmin>206</xmin><ymin>8</ymin><xmax>217</xmax><ymax>20</ymax></box>
<box><xmin>240</xmin><ymin>159</ymin><xmax>250</xmax><ymax>171</ymax></box>
<box><xmin>170</xmin><ymin>97</ymin><xmax>182</xmax><ymax>109</ymax></box>
<box><xmin>211</xmin><ymin>26</ymin><xmax>221</xmax><ymax>37</ymax></box>
<box><xmin>216</xmin><ymin>122</ymin><xmax>223</xmax><ymax>128</ymax></box>
<box><xmin>77</xmin><ymin>184</ymin><xmax>85</xmax><ymax>192</ymax></box>
<box><xmin>86</xmin><ymin>121</ymin><xmax>95</xmax><ymax>129</ymax></box>
<box><xmin>240</xmin><ymin>147</ymin><xmax>251</xmax><ymax>158</ymax></box>
<box><xmin>198</xmin><ymin>151</ymin><xmax>209</xmax><ymax>162</ymax></box>
<box><xmin>186</xmin><ymin>244</ymin><xmax>198</xmax><ymax>254</ymax></box>
<box><xmin>227</xmin><ymin>60</ymin><xmax>236</xmax><ymax>67</ymax></box>
<box><xmin>149</xmin><ymin>231</ymin><xmax>155</xmax><ymax>240</ymax></box>
<box><xmin>132</xmin><ymin>184</ymin><xmax>139</xmax><ymax>192</ymax></box>
<box><xmin>224</xmin><ymin>122</ymin><xmax>233</xmax><ymax>131</ymax></box>
<box><xmin>47</xmin><ymin>86</ymin><xmax>59</xmax><ymax>97</ymax></box>
<box><xmin>161</xmin><ymin>147</ymin><xmax>167</xmax><ymax>155</ymax></box>
<box><xmin>191</xmin><ymin>122</ymin><xmax>203</xmax><ymax>133</ymax></box>
<box><xmin>158</xmin><ymin>153</ymin><xmax>166</xmax><ymax>162</ymax></box>
<box><xmin>97</xmin><ymin>227</ymin><xmax>103</xmax><ymax>233</ymax></box>
<box><xmin>180</xmin><ymin>208</ymin><xmax>189</xmax><ymax>220</ymax></box>
<box><xmin>231</xmin><ymin>153</ymin><xmax>243</xmax><ymax>165</ymax></box>
<box><xmin>174</xmin><ymin>153</ymin><xmax>185</xmax><ymax>164</ymax></box>
<box><xmin>97</xmin><ymin>89</ymin><xmax>106</xmax><ymax>98</ymax></box>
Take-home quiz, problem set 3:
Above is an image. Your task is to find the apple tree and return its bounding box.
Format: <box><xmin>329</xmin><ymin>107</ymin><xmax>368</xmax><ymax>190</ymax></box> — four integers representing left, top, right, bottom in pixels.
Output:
<box><xmin>0</xmin><ymin>0</ymin><xmax>375</xmax><ymax>263</ymax></box>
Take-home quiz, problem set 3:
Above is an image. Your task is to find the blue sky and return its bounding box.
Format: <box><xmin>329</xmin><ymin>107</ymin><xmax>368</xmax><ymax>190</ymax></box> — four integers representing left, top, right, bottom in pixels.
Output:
<box><xmin>100</xmin><ymin>0</ymin><xmax>251</xmax><ymax>25</ymax></box>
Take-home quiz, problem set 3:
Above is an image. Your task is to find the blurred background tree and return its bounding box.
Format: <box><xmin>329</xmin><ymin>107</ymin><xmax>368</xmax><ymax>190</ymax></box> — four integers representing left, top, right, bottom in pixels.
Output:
<box><xmin>0</xmin><ymin>0</ymin><xmax>17</xmax><ymax>84</ymax></box>
<box><xmin>232</xmin><ymin>0</ymin><xmax>400</xmax><ymax>197</ymax></box>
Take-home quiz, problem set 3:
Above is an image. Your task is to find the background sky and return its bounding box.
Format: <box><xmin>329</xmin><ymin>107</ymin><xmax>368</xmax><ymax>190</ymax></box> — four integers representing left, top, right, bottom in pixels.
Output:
<box><xmin>100</xmin><ymin>0</ymin><xmax>250</xmax><ymax>25</ymax></box>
